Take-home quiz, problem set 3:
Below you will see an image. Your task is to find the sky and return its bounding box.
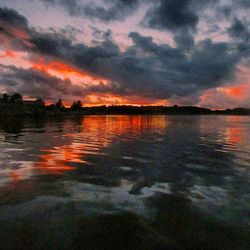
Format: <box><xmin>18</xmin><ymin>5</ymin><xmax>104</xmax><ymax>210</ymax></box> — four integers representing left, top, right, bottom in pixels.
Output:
<box><xmin>0</xmin><ymin>0</ymin><xmax>249</xmax><ymax>108</ymax></box>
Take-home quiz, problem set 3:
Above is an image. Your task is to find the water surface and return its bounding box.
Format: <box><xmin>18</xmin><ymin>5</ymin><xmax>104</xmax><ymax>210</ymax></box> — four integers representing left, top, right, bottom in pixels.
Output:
<box><xmin>0</xmin><ymin>115</ymin><xmax>249</xmax><ymax>249</ymax></box>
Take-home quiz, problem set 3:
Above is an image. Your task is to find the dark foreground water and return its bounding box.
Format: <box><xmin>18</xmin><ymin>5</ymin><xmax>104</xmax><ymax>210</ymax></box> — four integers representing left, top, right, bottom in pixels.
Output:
<box><xmin>0</xmin><ymin>115</ymin><xmax>249</xmax><ymax>250</ymax></box>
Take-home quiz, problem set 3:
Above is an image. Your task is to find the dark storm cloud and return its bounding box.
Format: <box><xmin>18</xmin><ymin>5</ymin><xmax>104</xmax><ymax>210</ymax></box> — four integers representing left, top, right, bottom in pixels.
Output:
<box><xmin>174</xmin><ymin>32</ymin><xmax>194</xmax><ymax>51</ymax></box>
<box><xmin>143</xmin><ymin>0</ymin><xmax>210</xmax><ymax>32</ymax></box>
<box><xmin>0</xmin><ymin>7</ymin><xmax>245</xmax><ymax>102</ymax></box>
<box><xmin>27</xmin><ymin>27</ymin><xmax>240</xmax><ymax>99</ymax></box>
<box><xmin>56</xmin><ymin>26</ymin><xmax>84</xmax><ymax>42</ymax></box>
<box><xmin>142</xmin><ymin>0</ymin><xmax>218</xmax><ymax>51</ymax></box>
<box><xmin>90</xmin><ymin>26</ymin><xmax>112</xmax><ymax>41</ymax></box>
<box><xmin>228</xmin><ymin>19</ymin><xmax>249</xmax><ymax>41</ymax></box>
<box><xmin>182</xmin><ymin>39</ymin><xmax>239</xmax><ymax>88</ymax></box>
<box><xmin>0</xmin><ymin>64</ymin><xmax>76</xmax><ymax>98</ymax></box>
<box><xmin>40</xmin><ymin>0</ymin><xmax>81</xmax><ymax>15</ymax></box>
<box><xmin>40</xmin><ymin>0</ymin><xmax>139</xmax><ymax>22</ymax></box>
<box><xmin>30</xmin><ymin>30</ymin><xmax>120</xmax><ymax>73</ymax></box>
<box><xmin>0</xmin><ymin>7</ymin><xmax>28</xmax><ymax>27</ymax></box>
<box><xmin>0</xmin><ymin>8</ymin><xmax>81</xmax><ymax>53</ymax></box>
<box><xmin>0</xmin><ymin>64</ymin><xmax>131</xmax><ymax>99</ymax></box>
<box><xmin>0</xmin><ymin>7</ymin><xmax>32</xmax><ymax>51</ymax></box>
<box><xmin>143</xmin><ymin>0</ymin><xmax>219</xmax><ymax>34</ymax></box>
<box><xmin>119</xmin><ymin>33</ymin><xmax>239</xmax><ymax>97</ymax></box>
<box><xmin>227</xmin><ymin>19</ymin><xmax>250</xmax><ymax>55</ymax></box>
<box><xmin>83</xmin><ymin>0</ymin><xmax>139</xmax><ymax>22</ymax></box>
<box><xmin>0</xmin><ymin>64</ymin><xmax>99</xmax><ymax>99</ymax></box>
<box><xmin>30</xmin><ymin>32</ymin><xmax>71</xmax><ymax>56</ymax></box>
<box><xmin>216</xmin><ymin>0</ymin><xmax>250</xmax><ymax>19</ymax></box>
<box><xmin>236</xmin><ymin>0</ymin><xmax>250</xmax><ymax>8</ymax></box>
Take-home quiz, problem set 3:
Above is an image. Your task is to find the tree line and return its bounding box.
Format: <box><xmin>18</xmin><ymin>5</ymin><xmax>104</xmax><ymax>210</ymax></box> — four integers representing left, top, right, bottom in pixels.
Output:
<box><xmin>0</xmin><ymin>93</ymin><xmax>83</xmax><ymax>111</ymax></box>
<box><xmin>1</xmin><ymin>93</ymin><xmax>250</xmax><ymax>116</ymax></box>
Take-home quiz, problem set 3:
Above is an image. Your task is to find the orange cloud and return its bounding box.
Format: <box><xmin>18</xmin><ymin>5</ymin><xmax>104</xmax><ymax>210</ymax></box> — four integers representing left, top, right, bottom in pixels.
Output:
<box><xmin>32</xmin><ymin>58</ymin><xmax>86</xmax><ymax>77</ymax></box>
<box><xmin>0</xmin><ymin>50</ymin><xmax>32</xmax><ymax>68</ymax></box>
<box><xmin>222</xmin><ymin>85</ymin><xmax>247</xmax><ymax>97</ymax></box>
<box><xmin>0</xmin><ymin>21</ymin><xmax>33</xmax><ymax>50</ymax></box>
<box><xmin>0</xmin><ymin>50</ymin><xmax>105</xmax><ymax>85</ymax></box>
<box><xmin>199</xmin><ymin>82</ymin><xmax>250</xmax><ymax>109</ymax></box>
<box><xmin>0</xmin><ymin>50</ymin><xmax>17</xmax><ymax>58</ymax></box>
<box><xmin>83</xmin><ymin>93</ymin><xmax>168</xmax><ymax>106</ymax></box>
<box><xmin>30</xmin><ymin>57</ymin><xmax>109</xmax><ymax>86</ymax></box>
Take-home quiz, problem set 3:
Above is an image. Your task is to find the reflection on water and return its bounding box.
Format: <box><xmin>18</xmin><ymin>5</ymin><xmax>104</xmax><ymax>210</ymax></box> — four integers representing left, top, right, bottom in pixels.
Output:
<box><xmin>0</xmin><ymin>115</ymin><xmax>249</xmax><ymax>248</ymax></box>
<box><xmin>0</xmin><ymin>116</ymin><xmax>249</xmax><ymax>203</ymax></box>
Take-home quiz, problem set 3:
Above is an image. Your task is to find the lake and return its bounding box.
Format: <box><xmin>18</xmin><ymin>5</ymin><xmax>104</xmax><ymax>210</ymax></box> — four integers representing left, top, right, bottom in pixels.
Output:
<box><xmin>0</xmin><ymin>115</ymin><xmax>249</xmax><ymax>249</ymax></box>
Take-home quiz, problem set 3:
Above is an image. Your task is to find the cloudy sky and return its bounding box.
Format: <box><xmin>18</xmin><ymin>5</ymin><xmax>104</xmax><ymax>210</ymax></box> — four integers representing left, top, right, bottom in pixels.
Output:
<box><xmin>0</xmin><ymin>0</ymin><xmax>249</xmax><ymax>108</ymax></box>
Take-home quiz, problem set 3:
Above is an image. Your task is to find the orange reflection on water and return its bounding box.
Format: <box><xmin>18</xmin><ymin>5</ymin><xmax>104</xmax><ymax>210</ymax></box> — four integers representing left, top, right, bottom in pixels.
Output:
<box><xmin>32</xmin><ymin>116</ymin><xmax>168</xmax><ymax>175</ymax></box>
<box><xmin>34</xmin><ymin>150</ymin><xmax>77</xmax><ymax>175</ymax></box>
<box><xmin>10</xmin><ymin>171</ymin><xmax>22</xmax><ymax>182</ymax></box>
<box><xmin>0</xmin><ymin>163</ymin><xmax>37</xmax><ymax>204</ymax></box>
<box><xmin>226</xmin><ymin>127</ymin><xmax>241</xmax><ymax>144</ymax></box>
<box><xmin>225</xmin><ymin>116</ymin><xmax>244</xmax><ymax>145</ymax></box>
<box><xmin>81</xmin><ymin>115</ymin><xmax>168</xmax><ymax>140</ymax></box>
<box><xmin>3</xmin><ymin>162</ymin><xmax>34</xmax><ymax>185</ymax></box>
<box><xmin>0</xmin><ymin>116</ymin><xmax>169</xmax><ymax>185</ymax></box>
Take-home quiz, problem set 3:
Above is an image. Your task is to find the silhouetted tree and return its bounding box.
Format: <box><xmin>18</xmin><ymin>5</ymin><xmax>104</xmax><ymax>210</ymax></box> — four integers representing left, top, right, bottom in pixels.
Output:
<box><xmin>70</xmin><ymin>100</ymin><xmax>82</xmax><ymax>110</ymax></box>
<box><xmin>2</xmin><ymin>93</ymin><xmax>10</xmax><ymax>103</ymax></box>
<box><xmin>35</xmin><ymin>98</ymin><xmax>45</xmax><ymax>107</ymax></box>
<box><xmin>55</xmin><ymin>98</ymin><xmax>64</xmax><ymax>109</ymax></box>
<box><xmin>10</xmin><ymin>93</ymin><xmax>23</xmax><ymax>103</ymax></box>
<box><xmin>48</xmin><ymin>103</ymin><xmax>55</xmax><ymax>110</ymax></box>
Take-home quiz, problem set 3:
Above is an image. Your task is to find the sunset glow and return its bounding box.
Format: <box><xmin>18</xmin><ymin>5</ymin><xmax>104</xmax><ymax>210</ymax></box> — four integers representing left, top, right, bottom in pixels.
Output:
<box><xmin>0</xmin><ymin>0</ymin><xmax>249</xmax><ymax>108</ymax></box>
<box><xmin>1</xmin><ymin>2</ymin><xmax>250</xmax><ymax>247</ymax></box>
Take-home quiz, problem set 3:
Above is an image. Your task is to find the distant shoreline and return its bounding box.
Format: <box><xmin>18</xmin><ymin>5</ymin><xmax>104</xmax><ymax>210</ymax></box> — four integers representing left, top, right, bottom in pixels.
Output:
<box><xmin>1</xmin><ymin>94</ymin><xmax>249</xmax><ymax>117</ymax></box>
<box><xmin>0</xmin><ymin>103</ymin><xmax>250</xmax><ymax>117</ymax></box>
